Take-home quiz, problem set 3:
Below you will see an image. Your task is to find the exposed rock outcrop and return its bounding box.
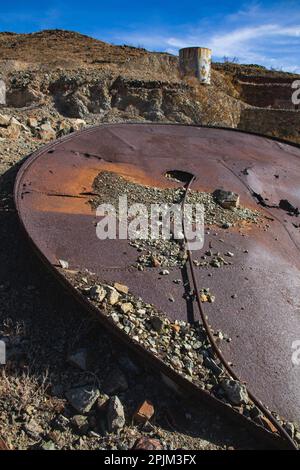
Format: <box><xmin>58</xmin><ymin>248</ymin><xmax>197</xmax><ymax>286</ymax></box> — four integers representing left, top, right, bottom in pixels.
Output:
<box><xmin>0</xmin><ymin>29</ymin><xmax>299</xmax><ymax>142</ymax></box>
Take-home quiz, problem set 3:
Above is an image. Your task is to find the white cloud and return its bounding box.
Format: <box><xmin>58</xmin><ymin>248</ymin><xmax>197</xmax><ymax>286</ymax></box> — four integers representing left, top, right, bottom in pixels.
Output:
<box><xmin>103</xmin><ymin>3</ymin><xmax>300</xmax><ymax>73</ymax></box>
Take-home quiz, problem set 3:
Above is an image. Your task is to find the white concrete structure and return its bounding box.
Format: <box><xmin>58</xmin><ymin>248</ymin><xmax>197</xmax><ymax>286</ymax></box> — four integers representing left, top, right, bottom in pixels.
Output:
<box><xmin>179</xmin><ymin>47</ymin><xmax>212</xmax><ymax>85</ymax></box>
<box><xmin>0</xmin><ymin>80</ymin><xmax>6</xmax><ymax>105</ymax></box>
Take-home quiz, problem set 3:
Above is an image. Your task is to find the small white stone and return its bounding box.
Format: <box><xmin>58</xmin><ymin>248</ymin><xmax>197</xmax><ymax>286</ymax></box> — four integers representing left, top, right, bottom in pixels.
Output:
<box><xmin>59</xmin><ymin>259</ymin><xmax>69</xmax><ymax>269</ymax></box>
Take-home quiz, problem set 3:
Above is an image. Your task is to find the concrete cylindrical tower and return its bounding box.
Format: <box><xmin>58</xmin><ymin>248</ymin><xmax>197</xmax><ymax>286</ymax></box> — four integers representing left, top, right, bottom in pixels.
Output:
<box><xmin>0</xmin><ymin>80</ymin><xmax>6</xmax><ymax>105</ymax></box>
<box><xmin>179</xmin><ymin>47</ymin><xmax>212</xmax><ymax>85</ymax></box>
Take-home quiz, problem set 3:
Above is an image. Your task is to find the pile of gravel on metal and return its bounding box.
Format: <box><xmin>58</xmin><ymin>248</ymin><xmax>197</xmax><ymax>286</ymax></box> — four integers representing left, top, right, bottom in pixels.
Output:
<box><xmin>90</xmin><ymin>171</ymin><xmax>260</xmax><ymax>269</ymax></box>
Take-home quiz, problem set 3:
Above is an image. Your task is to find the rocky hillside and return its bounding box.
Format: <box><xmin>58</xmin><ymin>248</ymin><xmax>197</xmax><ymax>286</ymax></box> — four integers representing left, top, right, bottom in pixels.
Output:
<box><xmin>0</xmin><ymin>29</ymin><xmax>299</xmax><ymax>148</ymax></box>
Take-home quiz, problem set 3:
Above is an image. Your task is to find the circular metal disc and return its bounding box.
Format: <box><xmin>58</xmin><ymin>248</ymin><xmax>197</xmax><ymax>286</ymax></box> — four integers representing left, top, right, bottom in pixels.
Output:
<box><xmin>14</xmin><ymin>123</ymin><xmax>300</xmax><ymax>426</ymax></box>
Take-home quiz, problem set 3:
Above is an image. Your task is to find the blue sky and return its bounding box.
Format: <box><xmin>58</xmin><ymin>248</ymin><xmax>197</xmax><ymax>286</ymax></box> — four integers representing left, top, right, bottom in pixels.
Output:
<box><xmin>0</xmin><ymin>1</ymin><xmax>300</xmax><ymax>72</ymax></box>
